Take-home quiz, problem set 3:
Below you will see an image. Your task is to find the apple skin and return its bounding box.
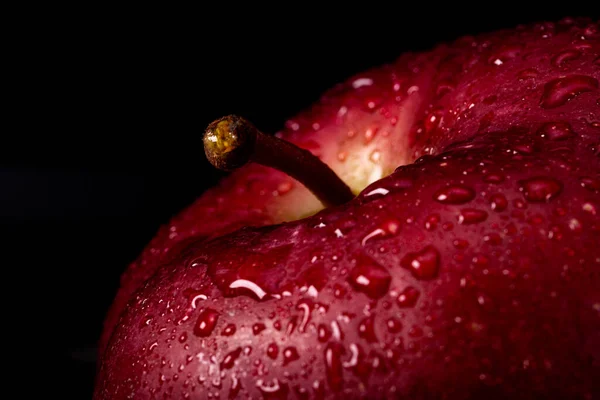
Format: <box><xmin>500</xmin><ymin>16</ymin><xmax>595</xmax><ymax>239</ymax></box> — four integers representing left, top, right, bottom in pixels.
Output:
<box><xmin>95</xmin><ymin>18</ymin><xmax>600</xmax><ymax>399</ymax></box>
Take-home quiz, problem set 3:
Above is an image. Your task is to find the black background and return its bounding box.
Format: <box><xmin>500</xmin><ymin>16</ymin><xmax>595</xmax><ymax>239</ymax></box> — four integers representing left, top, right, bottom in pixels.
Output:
<box><xmin>7</xmin><ymin>6</ymin><xmax>596</xmax><ymax>399</ymax></box>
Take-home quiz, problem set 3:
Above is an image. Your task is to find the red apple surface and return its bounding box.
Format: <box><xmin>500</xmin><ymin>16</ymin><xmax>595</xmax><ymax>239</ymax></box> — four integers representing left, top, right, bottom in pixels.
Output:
<box><xmin>95</xmin><ymin>18</ymin><xmax>600</xmax><ymax>399</ymax></box>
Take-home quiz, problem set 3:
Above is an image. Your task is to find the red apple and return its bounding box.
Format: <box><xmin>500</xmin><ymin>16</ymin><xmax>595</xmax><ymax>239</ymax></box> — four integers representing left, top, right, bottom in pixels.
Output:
<box><xmin>95</xmin><ymin>18</ymin><xmax>600</xmax><ymax>399</ymax></box>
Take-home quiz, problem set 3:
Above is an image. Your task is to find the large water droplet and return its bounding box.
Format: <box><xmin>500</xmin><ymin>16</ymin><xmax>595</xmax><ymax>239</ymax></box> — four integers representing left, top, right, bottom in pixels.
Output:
<box><xmin>267</xmin><ymin>343</ymin><xmax>279</xmax><ymax>359</ymax></box>
<box><xmin>551</xmin><ymin>49</ymin><xmax>581</xmax><ymax>67</ymax></box>
<box><xmin>483</xmin><ymin>232</ymin><xmax>503</xmax><ymax>245</ymax></box>
<box><xmin>397</xmin><ymin>286</ymin><xmax>420</xmax><ymax>307</ymax></box>
<box><xmin>229</xmin><ymin>375</ymin><xmax>242</xmax><ymax>399</ymax></box>
<box><xmin>401</xmin><ymin>245</ymin><xmax>441</xmax><ymax>280</ymax></box>
<box><xmin>537</xmin><ymin>121</ymin><xmax>575</xmax><ymax>140</ymax></box>
<box><xmin>194</xmin><ymin>308</ymin><xmax>219</xmax><ymax>337</ymax></box>
<box><xmin>358</xmin><ymin>315</ymin><xmax>378</xmax><ymax>343</ymax></box>
<box><xmin>540</xmin><ymin>75</ymin><xmax>598</xmax><ymax>109</ymax></box>
<box><xmin>228</xmin><ymin>279</ymin><xmax>269</xmax><ymax>301</ymax></box>
<box><xmin>220</xmin><ymin>347</ymin><xmax>242</xmax><ymax>370</ymax></box>
<box><xmin>457</xmin><ymin>208</ymin><xmax>488</xmax><ymax>225</ymax></box>
<box><xmin>296</xmin><ymin>300</ymin><xmax>312</xmax><ymax>333</ymax></box>
<box><xmin>283</xmin><ymin>347</ymin><xmax>300</xmax><ymax>365</ymax></box>
<box><xmin>342</xmin><ymin>343</ymin><xmax>361</xmax><ymax>370</ymax></box>
<box><xmin>434</xmin><ymin>185</ymin><xmax>476</xmax><ymax>204</ymax></box>
<box><xmin>253</xmin><ymin>323</ymin><xmax>266</xmax><ymax>335</ymax></box>
<box><xmin>519</xmin><ymin>177</ymin><xmax>563</xmax><ymax>202</ymax></box>
<box><xmin>324</xmin><ymin>343</ymin><xmax>344</xmax><ymax>392</ymax></box>
<box><xmin>489</xmin><ymin>193</ymin><xmax>508</xmax><ymax>211</ymax></box>
<box><xmin>580</xmin><ymin>176</ymin><xmax>600</xmax><ymax>192</ymax></box>
<box><xmin>348</xmin><ymin>259</ymin><xmax>391</xmax><ymax>299</ymax></box>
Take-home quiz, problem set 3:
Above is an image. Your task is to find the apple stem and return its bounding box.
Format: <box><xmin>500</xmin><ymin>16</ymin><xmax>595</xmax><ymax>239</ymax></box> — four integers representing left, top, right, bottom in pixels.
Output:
<box><xmin>203</xmin><ymin>115</ymin><xmax>354</xmax><ymax>207</ymax></box>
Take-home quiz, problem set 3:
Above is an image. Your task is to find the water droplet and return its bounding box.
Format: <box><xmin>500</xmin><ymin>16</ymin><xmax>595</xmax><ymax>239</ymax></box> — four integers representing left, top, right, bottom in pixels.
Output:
<box><xmin>397</xmin><ymin>286</ymin><xmax>420</xmax><ymax>307</ymax></box>
<box><xmin>178</xmin><ymin>332</ymin><xmax>188</xmax><ymax>343</ymax></box>
<box><xmin>540</xmin><ymin>75</ymin><xmax>599</xmax><ymax>109</ymax></box>
<box><xmin>483</xmin><ymin>232</ymin><xmax>503</xmax><ymax>245</ymax></box>
<box><xmin>551</xmin><ymin>49</ymin><xmax>581</xmax><ymax>67</ymax></box>
<box><xmin>256</xmin><ymin>378</ymin><xmax>289</xmax><ymax>399</ymax></box>
<box><xmin>331</xmin><ymin>320</ymin><xmax>344</xmax><ymax>341</ymax></box>
<box><xmin>229</xmin><ymin>375</ymin><xmax>241</xmax><ymax>399</ymax></box>
<box><xmin>228</xmin><ymin>279</ymin><xmax>268</xmax><ymax>300</ymax></box>
<box><xmin>513</xmin><ymin>199</ymin><xmax>527</xmax><ymax>209</ymax></box>
<box><xmin>407</xmin><ymin>85</ymin><xmax>420</xmax><ymax>95</ymax></box>
<box><xmin>382</xmin><ymin>219</ymin><xmax>401</xmax><ymax>234</ymax></box>
<box><xmin>424</xmin><ymin>109</ymin><xmax>444</xmax><ymax>133</ymax></box>
<box><xmin>489</xmin><ymin>193</ymin><xmax>508</xmax><ymax>211</ymax></box>
<box><xmin>488</xmin><ymin>44</ymin><xmax>522</xmax><ymax>65</ymax></box>
<box><xmin>424</xmin><ymin>214</ymin><xmax>440</xmax><ymax>231</ymax></box>
<box><xmin>369</xmin><ymin>150</ymin><xmax>381</xmax><ymax>163</ymax></box>
<box><xmin>408</xmin><ymin>325</ymin><xmax>424</xmax><ymax>338</ymax></box>
<box><xmin>267</xmin><ymin>342</ymin><xmax>279</xmax><ymax>359</ymax></box>
<box><xmin>283</xmin><ymin>347</ymin><xmax>300</xmax><ymax>365</ymax></box>
<box><xmin>401</xmin><ymin>245</ymin><xmax>441</xmax><ymax>280</ymax></box>
<box><xmin>252</xmin><ymin>323</ymin><xmax>266</xmax><ymax>335</ymax></box>
<box><xmin>436</xmin><ymin>80</ymin><xmax>455</xmax><ymax>96</ymax></box>
<box><xmin>513</xmin><ymin>143</ymin><xmax>536</xmax><ymax>154</ymax></box>
<box><xmin>453</xmin><ymin>239</ymin><xmax>469</xmax><ymax>249</ymax></box>
<box><xmin>220</xmin><ymin>347</ymin><xmax>242</xmax><ymax>370</ymax></box>
<box><xmin>324</xmin><ymin>343</ymin><xmax>344</xmax><ymax>392</ymax></box>
<box><xmin>221</xmin><ymin>324</ymin><xmax>236</xmax><ymax>336</ymax></box>
<box><xmin>483</xmin><ymin>173</ymin><xmax>505</xmax><ymax>183</ymax></box>
<box><xmin>358</xmin><ymin>315</ymin><xmax>378</xmax><ymax>343</ymax></box>
<box><xmin>537</xmin><ymin>121</ymin><xmax>575</xmax><ymax>140</ymax></box>
<box><xmin>348</xmin><ymin>258</ymin><xmax>391</xmax><ymax>299</ymax></box>
<box><xmin>518</xmin><ymin>68</ymin><xmax>539</xmax><ymax>80</ymax></box>
<box><xmin>341</xmin><ymin>343</ymin><xmax>361</xmax><ymax>371</ymax></box>
<box><xmin>352</xmin><ymin>77</ymin><xmax>373</xmax><ymax>88</ymax></box>
<box><xmin>364</xmin><ymin>187</ymin><xmax>389</xmax><ymax>197</ymax></box>
<box><xmin>580</xmin><ymin>176</ymin><xmax>600</xmax><ymax>191</ymax></box>
<box><xmin>364</xmin><ymin>97</ymin><xmax>383</xmax><ymax>112</ymax></box>
<box><xmin>194</xmin><ymin>308</ymin><xmax>219</xmax><ymax>337</ymax></box>
<box><xmin>519</xmin><ymin>177</ymin><xmax>563</xmax><ymax>202</ymax></box>
<box><xmin>582</xmin><ymin>202</ymin><xmax>597</xmax><ymax>215</ymax></box>
<box><xmin>472</xmin><ymin>254</ymin><xmax>489</xmax><ymax>266</ymax></box>
<box><xmin>333</xmin><ymin>283</ymin><xmax>347</xmax><ymax>299</ymax></box>
<box><xmin>477</xmin><ymin>111</ymin><xmax>495</xmax><ymax>132</ymax></box>
<box><xmin>361</xmin><ymin>228</ymin><xmax>385</xmax><ymax>246</ymax></box>
<box><xmin>457</xmin><ymin>208</ymin><xmax>488</xmax><ymax>225</ymax></box>
<box><xmin>141</xmin><ymin>315</ymin><xmax>153</xmax><ymax>328</ymax></box>
<box><xmin>183</xmin><ymin>288</ymin><xmax>208</xmax><ymax>309</ymax></box>
<box><xmin>296</xmin><ymin>300</ymin><xmax>312</xmax><ymax>333</ymax></box>
<box><xmin>386</xmin><ymin>317</ymin><xmax>402</xmax><ymax>333</ymax></box>
<box><xmin>277</xmin><ymin>181</ymin><xmax>293</xmax><ymax>195</ymax></box>
<box><xmin>569</xmin><ymin>218</ymin><xmax>582</xmax><ymax>232</ymax></box>
<box><xmin>286</xmin><ymin>316</ymin><xmax>298</xmax><ymax>336</ymax></box>
<box><xmin>434</xmin><ymin>185</ymin><xmax>476</xmax><ymax>204</ymax></box>
<box><xmin>317</xmin><ymin>324</ymin><xmax>331</xmax><ymax>342</ymax></box>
